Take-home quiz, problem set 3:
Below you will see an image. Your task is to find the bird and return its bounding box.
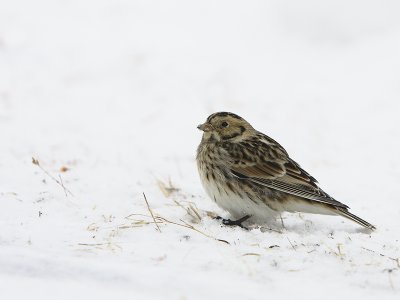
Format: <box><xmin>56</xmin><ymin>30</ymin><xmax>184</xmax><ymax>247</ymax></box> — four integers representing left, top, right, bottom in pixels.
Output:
<box><xmin>196</xmin><ymin>111</ymin><xmax>375</xmax><ymax>230</ymax></box>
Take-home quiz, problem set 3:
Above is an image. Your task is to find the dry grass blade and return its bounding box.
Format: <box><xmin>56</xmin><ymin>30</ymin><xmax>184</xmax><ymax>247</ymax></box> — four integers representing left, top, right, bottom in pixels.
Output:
<box><xmin>157</xmin><ymin>179</ymin><xmax>180</xmax><ymax>198</ymax></box>
<box><xmin>92</xmin><ymin>212</ymin><xmax>229</xmax><ymax>245</ymax></box>
<box><xmin>179</xmin><ymin>219</ymin><xmax>215</xmax><ymax>239</ymax></box>
<box><xmin>32</xmin><ymin>157</ymin><xmax>74</xmax><ymax>197</ymax></box>
<box><xmin>179</xmin><ymin>219</ymin><xmax>230</xmax><ymax>245</ymax></box>
<box><xmin>337</xmin><ymin>244</ymin><xmax>345</xmax><ymax>260</ymax></box>
<box><xmin>361</xmin><ymin>247</ymin><xmax>400</xmax><ymax>267</ymax></box>
<box><xmin>78</xmin><ymin>243</ymin><xmax>111</xmax><ymax>246</ymax></box>
<box><xmin>77</xmin><ymin>242</ymin><xmax>122</xmax><ymax>252</ymax></box>
<box><xmin>279</xmin><ymin>214</ymin><xmax>286</xmax><ymax>229</ymax></box>
<box><xmin>58</xmin><ymin>175</ymin><xmax>68</xmax><ymax>197</ymax></box>
<box><xmin>125</xmin><ymin>213</ymin><xmax>157</xmax><ymax>220</ymax></box>
<box><xmin>124</xmin><ymin>212</ymin><xmax>228</xmax><ymax>244</ymax></box>
<box><xmin>143</xmin><ymin>192</ymin><xmax>161</xmax><ymax>232</ymax></box>
<box><xmin>188</xmin><ymin>204</ymin><xmax>202</xmax><ymax>222</ymax></box>
<box><xmin>260</xmin><ymin>226</ymin><xmax>283</xmax><ymax>234</ymax></box>
<box><xmin>242</xmin><ymin>253</ymin><xmax>261</xmax><ymax>257</ymax></box>
<box><xmin>172</xmin><ymin>199</ymin><xmax>202</xmax><ymax>223</ymax></box>
<box><xmin>153</xmin><ymin>216</ymin><xmax>229</xmax><ymax>245</ymax></box>
<box><xmin>286</xmin><ymin>237</ymin><xmax>297</xmax><ymax>251</ymax></box>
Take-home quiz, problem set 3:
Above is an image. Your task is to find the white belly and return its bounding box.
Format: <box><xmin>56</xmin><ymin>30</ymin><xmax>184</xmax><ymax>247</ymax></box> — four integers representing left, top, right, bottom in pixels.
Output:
<box><xmin>199</xmin><ymin>169</ymin><xmax>279</xmax><ymax>224</ymax></box>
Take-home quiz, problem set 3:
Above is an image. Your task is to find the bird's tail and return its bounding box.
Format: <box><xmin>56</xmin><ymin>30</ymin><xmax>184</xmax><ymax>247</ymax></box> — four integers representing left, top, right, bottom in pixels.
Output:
<box><xmin>335</xmin><ymin>207</ymin><xmax>376</xmax><ymax>230</ymax></box>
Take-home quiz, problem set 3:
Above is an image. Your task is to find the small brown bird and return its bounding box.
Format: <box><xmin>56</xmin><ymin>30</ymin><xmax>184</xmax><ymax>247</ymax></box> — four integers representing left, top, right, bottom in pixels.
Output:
<box><xmin>196</xmin><ymin>112</ymin><xmax>375</xmax><ymax>230</ymax></box>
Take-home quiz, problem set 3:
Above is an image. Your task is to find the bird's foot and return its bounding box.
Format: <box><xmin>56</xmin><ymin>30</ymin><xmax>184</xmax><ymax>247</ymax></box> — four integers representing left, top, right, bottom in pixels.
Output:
<box><xmin>215</xmin><ymin>215</ymin><xmax>251</xmax><ymax>229</ymax></box>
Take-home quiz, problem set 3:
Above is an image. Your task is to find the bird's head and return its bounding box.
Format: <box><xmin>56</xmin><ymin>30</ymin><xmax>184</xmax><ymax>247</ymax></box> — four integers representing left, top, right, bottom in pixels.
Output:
<box><xmin>197</xmin><ymin>112</ymin><xmax>254</xmax><ymax>142</ymax></box>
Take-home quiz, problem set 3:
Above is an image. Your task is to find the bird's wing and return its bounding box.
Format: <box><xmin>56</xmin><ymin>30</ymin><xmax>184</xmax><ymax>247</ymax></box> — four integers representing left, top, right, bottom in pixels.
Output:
<box><xmin>224</xmin><ymin>135</ymin><xmax>349</xmax><ymax>209</ymax></box>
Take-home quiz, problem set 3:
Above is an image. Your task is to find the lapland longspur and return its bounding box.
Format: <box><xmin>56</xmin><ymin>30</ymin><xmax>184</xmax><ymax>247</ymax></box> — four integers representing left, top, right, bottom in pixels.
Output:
<box><xmin>196</xmin><ymin>112</ymin><xmax>375</xmax><ymax>230</ymax></box>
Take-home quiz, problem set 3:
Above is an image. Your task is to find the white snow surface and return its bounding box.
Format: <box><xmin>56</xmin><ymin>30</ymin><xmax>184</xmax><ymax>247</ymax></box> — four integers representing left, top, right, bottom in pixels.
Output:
<box><xmin>1</xmin><ymin>1</ymin><xmax>400</xmax><ymax>299</ymax></box>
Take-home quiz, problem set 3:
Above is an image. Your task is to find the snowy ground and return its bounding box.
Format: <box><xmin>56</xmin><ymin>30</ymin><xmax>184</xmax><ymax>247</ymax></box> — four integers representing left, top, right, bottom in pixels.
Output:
<box><xmin>1</xmin><ymin>1</ymin><xmax>400</xmax><ymax>299</ymax></box>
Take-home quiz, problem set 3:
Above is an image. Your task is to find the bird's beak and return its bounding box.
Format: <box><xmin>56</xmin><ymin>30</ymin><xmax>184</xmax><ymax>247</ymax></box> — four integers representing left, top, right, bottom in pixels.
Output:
<box><xmin>197</xmin><ymin>123</ymin><xmax>213</xmax><ymax>132</ymax></box>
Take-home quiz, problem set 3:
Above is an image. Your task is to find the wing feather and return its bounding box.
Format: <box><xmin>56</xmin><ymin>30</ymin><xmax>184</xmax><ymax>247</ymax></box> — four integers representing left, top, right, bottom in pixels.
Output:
<box><xmin>225</xmin><ymin>133</ymin><xmax>349</xmax><ymax>209</ymax></box>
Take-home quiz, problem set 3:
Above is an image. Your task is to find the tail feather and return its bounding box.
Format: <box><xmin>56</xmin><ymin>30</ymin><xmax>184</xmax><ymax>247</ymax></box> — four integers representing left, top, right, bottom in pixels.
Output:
<box><xmin>335</xmin><ymin>207</ymin><xmax>376</xmax><ymax>230</ymax></box>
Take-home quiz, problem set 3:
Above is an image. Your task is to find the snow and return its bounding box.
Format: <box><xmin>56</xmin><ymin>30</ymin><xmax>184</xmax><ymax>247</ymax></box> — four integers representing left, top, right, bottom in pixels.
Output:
<box><xmin>1</xmin><ymin>0</ymin><xmax>400</xmax><ymax>299</ymax></box>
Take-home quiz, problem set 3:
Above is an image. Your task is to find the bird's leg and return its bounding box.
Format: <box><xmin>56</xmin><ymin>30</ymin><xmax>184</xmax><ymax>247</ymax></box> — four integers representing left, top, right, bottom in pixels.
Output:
<box><xmin>215</xmin><ymin>215</ymin><xmax>251</xmax><ymax>229</ymax></box>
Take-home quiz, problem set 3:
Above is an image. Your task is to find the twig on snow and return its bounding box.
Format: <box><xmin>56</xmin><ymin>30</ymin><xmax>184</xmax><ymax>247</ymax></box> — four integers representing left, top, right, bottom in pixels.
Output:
<box><xmin>361</xmin><ymin>247</ymin><xmax>400</xmax><ymax>268</ymax></box>
<box><xmin>125</xmin><ymin>213</ymin><xmax>229</xmax><ymax>245</ymax></box>
<box><xmin>286</xmin><ymin>236</ymin><xmax>297</xmax><ymax>251</ymax></box>
<box><xmin>143</xmin><ymin>192</ymin><xmax>161</xmax><ymax>233</ymax></box>
<box><xmin>32</xmin><ymin>157</ymin><xmax>74</xmax><ymax>197</ymax></box>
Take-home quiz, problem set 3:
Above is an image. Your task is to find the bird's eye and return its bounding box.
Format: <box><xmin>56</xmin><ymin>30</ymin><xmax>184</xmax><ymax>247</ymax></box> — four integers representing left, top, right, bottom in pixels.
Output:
<box><xmin>221</xmin><ymin>121</ymin><xmax>229</xmax><ymax>128</ymax></box>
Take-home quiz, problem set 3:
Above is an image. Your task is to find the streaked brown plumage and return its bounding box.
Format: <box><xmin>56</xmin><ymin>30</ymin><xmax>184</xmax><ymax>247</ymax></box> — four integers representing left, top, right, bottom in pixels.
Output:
<box><xmin>196</xmin><ymin>112</ymin><xmax>375</xmax><ymax>230</ymax></box>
